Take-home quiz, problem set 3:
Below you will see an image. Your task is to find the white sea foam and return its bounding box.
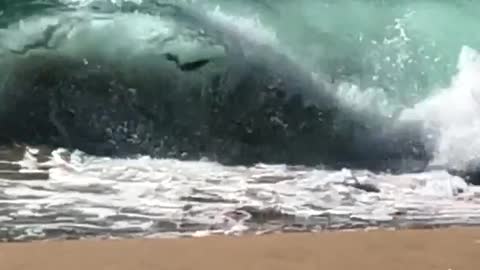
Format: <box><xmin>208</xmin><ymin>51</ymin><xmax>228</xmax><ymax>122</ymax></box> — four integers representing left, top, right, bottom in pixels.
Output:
<box><xmin>401</xmin><ymin>46</ymin><xmax>480</xmax><ymax>170</ymax></box>
<box><xmin>1</xmin><ymin>148</ymin><xmax>479</xmax><ymax>240</ymax></box>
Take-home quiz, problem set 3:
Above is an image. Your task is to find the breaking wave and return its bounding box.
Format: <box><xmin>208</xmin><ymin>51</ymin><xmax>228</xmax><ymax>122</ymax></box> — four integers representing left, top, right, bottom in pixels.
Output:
<box><xmin>1</xmin><ymin>0</ymin><xmax>480</xmax><ymax>240</ymax></box>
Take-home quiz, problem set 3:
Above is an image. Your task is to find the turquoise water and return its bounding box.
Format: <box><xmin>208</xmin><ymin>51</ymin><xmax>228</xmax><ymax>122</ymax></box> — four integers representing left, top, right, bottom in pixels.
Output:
<box><xmin>2</xmin><ymin>0</ymin><xmax>480</xmax><ymax>109</ymax></box>
<box><xmin>202</xmin><ymin>0</ymin><xmax>480</xmax><ymax>109</ymax></box>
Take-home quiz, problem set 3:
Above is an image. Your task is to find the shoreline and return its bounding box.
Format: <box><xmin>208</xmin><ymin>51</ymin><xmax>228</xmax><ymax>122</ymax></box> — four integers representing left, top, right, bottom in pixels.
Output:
<box><xmin>1</xmin><ymin>227</ymin><xmax>479</xmax><ymax>270</ymax></box>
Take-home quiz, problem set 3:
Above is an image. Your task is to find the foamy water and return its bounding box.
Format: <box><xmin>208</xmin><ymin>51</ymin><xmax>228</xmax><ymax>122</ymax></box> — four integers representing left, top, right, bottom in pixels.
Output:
<box><xmin>401</xmin><ymin>46</ymin><xmax>480</xmax><ymax>170</ymax></box>
<box><xmin>0</xmin><ymin>147</ymin><xmax>479</xmax><ymax>241</ymax></box>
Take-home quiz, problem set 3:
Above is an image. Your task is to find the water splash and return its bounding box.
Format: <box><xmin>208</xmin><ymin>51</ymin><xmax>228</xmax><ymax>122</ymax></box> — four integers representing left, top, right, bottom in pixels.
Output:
<box><xmin>401</xmin><ymin>46</ymin><xmax>480</xmax><ymax>170</ymax></box>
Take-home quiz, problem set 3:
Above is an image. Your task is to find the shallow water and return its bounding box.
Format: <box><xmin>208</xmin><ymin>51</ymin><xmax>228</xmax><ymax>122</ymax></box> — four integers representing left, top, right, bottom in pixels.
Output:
<box><xmin>0</xmin><ymin>146</ymin><xmax>478</xmax><ymax>241</ymax></box>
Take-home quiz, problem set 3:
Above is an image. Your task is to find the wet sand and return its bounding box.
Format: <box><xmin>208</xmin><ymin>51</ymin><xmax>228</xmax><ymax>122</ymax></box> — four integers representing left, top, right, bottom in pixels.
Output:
<box><xmin>1</xmin><ymin>228</ymin><xmax>479</xmax><ymax>270</ymax></box>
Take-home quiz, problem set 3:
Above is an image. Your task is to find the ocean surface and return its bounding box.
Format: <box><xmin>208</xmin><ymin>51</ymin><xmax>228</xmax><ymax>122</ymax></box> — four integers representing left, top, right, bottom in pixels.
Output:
<box><xmin>1</xmin><ymin>0</ymin><xmax>480</xmax><ymax>241</ymax></box>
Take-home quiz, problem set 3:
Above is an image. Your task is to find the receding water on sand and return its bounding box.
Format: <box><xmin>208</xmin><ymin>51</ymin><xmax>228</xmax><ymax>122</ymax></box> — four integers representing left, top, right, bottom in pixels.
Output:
<box><xmin>0</xmin><ymin>146</ymin><xmax>479</xmax><ymax>241</ymax></box>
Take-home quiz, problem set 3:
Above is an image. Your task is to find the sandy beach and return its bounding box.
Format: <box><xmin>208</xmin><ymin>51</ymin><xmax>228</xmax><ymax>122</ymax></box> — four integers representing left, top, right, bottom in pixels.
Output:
<box><xmin>1</xmin><ymin>228</ymin><xmax>479</xmax><ymax>270</ymax></box>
